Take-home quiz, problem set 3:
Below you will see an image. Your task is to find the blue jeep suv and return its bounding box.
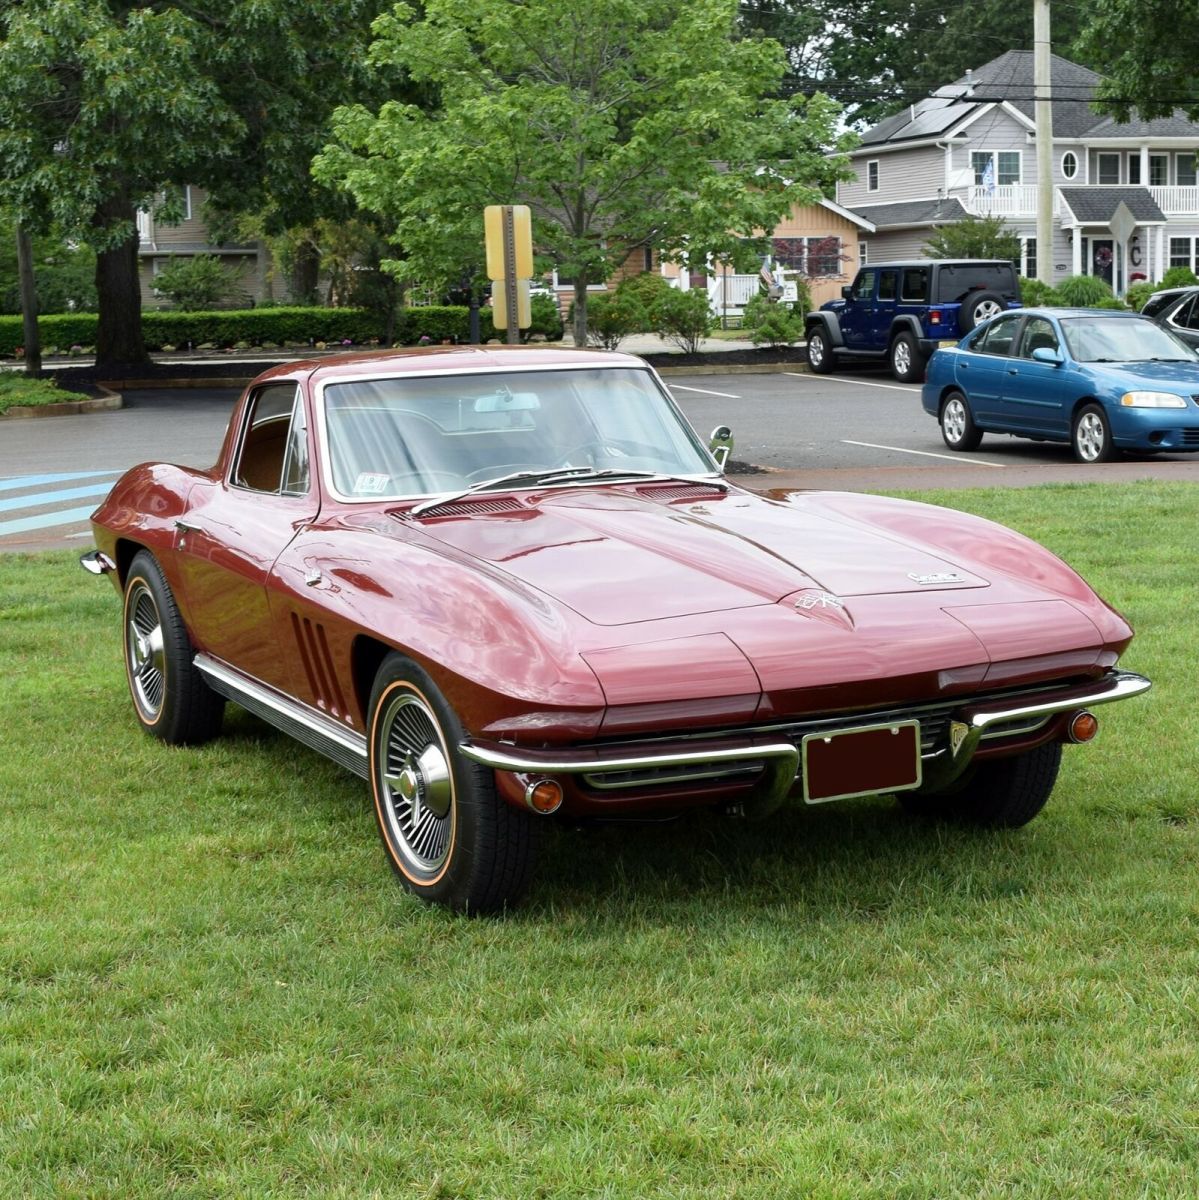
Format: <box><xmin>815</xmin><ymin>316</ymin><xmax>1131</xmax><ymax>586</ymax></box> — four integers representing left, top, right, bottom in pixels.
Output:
<box><xmin>805</xmin><ymin>259</ymin><xmax>1022</xmax><ymax>383</ymax></box>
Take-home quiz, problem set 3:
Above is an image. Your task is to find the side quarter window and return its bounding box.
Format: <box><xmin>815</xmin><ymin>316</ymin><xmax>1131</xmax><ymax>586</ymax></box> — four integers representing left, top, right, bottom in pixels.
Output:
<box><xmin>233</xmin><ymin>384</ymin><xmax>309</xmax><ymax>494</ymax></box>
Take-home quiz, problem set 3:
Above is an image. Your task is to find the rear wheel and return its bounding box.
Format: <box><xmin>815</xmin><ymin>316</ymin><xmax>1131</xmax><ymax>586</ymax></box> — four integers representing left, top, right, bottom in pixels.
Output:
<box><xmin>1072</xmin><ymin>403</ymin><xmax>1116</xmax><ymax>463</ymax></box>
<box><xmin>940</xmin><ymin>391</ymin><xmax>983</xmax><ymax>451</ymax></box>
<box><xmin>368</xmin><ymin>653</ymin><xmax>537</xmax><ymax>913</ymax></box>
<box><xmin>122</xmin><ymin>551</ymin><xmax>224</xmax><ymax>744</ymax></box>
<box><xmin>806</xmin><ymin>327</ymin><xmax>835</xmax><ymax>374</ymax></box>
<box><xmin>890</xmin><ymin>332</ymin><xmax>926</xmax><ymax>382</ymax></box>
<box><xmin>901</xmin><ymin>742</ymin><xmax>1061</xmax><ymax>827</ymax></box>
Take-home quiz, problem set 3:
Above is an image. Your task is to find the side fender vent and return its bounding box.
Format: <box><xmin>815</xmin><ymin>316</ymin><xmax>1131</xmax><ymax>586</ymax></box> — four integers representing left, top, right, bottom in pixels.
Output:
<box><xmin>291</xmin><ymin>613</ymin><xmax>348</xmax><ymax>718</ymax></box>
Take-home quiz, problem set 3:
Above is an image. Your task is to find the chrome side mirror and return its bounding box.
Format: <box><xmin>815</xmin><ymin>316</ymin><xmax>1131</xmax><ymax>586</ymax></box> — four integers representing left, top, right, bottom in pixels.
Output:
<box><xmin>709</xmin><ymin>424</ymin><xmax>734</xmax><ymax>471</ymax></box>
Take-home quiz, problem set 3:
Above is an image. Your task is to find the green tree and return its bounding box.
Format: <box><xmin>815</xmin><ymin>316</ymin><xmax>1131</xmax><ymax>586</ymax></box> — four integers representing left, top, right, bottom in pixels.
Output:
<box><xmin>0</xmin><ymin>1</ymin><xmax>392</xmax><ymax>371</ymax></box>
<box><xmin>1080</xmin><ymin>1</ymin><xmax>1199</xmax><ymax>121</ymax></box>
<box><xmin>315</xmin><ymin>0</ymin><xmax>853</xmax><ymax>345</ymax></box>
<box><xmin>151</xmin><ymin>255</ymin><xmax>244</xmax><ymax>310</ymax></box>
<box><xmin>924</xmin><ymin>216</ymin><xmax>1020</xmax><ymax>262</ymax></box>
<box><xmin>0</xmin><ymin>216</ymin><xmax>96</xmax><ymax>315</ymax></box>
<box><xmin>742</xmin><ymin>1</ymin><xmax>1093</xmax><ymax>127</ymax></box>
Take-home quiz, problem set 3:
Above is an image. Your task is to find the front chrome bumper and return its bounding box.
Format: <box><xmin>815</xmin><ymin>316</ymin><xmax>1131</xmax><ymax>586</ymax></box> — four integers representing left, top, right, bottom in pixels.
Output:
<box><xmin>460</xmin><ymin>670</ymin><xmax>1152</xmax><ymax>815</ymax></box>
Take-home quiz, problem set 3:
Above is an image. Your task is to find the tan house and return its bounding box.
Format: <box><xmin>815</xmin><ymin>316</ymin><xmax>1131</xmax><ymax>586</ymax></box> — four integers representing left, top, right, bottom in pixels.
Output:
<box><xmin>136</xmin><ymin>186</ymin><xmax>281</xmax><ymax>308</ymax></box>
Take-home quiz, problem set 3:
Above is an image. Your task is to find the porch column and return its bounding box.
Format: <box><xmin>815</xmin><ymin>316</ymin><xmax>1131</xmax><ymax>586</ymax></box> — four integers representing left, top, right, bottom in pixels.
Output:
<box><xmin>1158</xmin><ymin>226</ymin><xmax>1167</xmax><ymax>279</ymax></box>
<box><xmin>1141</xmin><ymin>145</ymin><xmax>1150</xmax><ymax>186</ymax></box>
<box><xmin>1072</xmin><ymin>228</ymin><xmax>1082</xmax><ymax>276</ymax></box>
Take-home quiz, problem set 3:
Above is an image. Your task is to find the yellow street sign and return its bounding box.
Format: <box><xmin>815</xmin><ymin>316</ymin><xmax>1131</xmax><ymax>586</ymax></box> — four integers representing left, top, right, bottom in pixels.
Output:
<box><xmin>491</xmin><ymin>279</ymin><xmax>531</xmax><ymax>330</ymax></box>
<box><xmin>484</xmin><ymin>205</ymin><xmax>534</xmax><ymax>280</ymax></box>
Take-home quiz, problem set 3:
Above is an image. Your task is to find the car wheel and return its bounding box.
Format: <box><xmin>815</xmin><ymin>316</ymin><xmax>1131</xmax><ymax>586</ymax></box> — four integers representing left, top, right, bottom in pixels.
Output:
<box><xmin>959</xmin><ymin>290</ymin><xmax>1005</xmax><ymax>333</ymax></box>
<box><xmin>368</xmin><ymin>652</ymin><xmax>537</xmax><ymax>913</ymax></box>
<box><xmin>940</xmin><ymin>391</ymin><xmax>983</xmax><ymax>451</ymax></box>
<box><xmin>806</xmin><ymin>327</ymin><xmax>835</xmax><ymax>374</ymax></box>
<box><xmin>890</xmin><ymin>332</ymin><xmax>926</xmax><ymax>382</ymax></box>
<box><xmin>123</xmin><ymin>550</ymin><xmax>224</xmax><ymax>744</ymax></box>
<box><xmin>1072</xmin><ymin>403</ymin><xmax>1116</xmax><ymax>463</ymax></box>
<box><xmin>901</xmin><ymin>742</ymin><xmax>1061</xmax><ymax>828</ymax></box>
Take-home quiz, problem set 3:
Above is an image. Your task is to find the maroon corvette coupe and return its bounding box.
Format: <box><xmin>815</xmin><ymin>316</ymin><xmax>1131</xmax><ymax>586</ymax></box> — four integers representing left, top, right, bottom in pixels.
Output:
<box><xmin>84</xmin><ymin>347</ymin><xmax>1150</xmax><ymax>911</ymax></box>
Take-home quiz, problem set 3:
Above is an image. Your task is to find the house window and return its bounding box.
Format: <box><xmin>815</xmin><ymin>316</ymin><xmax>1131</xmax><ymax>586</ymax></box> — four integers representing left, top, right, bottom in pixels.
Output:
<box><xmin>859</xmin><ymin>241</ymin><xmax>869</xmax><ymax>264</ymax></box>
<box><xmin>1170</xmin><ymin>237</ymin><xmax>1194</xmax><ymax>270</ymax></box>
<box><xmin>769</xmin><ymin>236</ymin><xmax>844</xmax><ymax>276</ymax></box>
<box><xmin>867</xmin><ymin>160</ymin><xmax>879</xmax><ymax>192</ymax></box>
<box><xmin>1150</xmin><ymin>154</ymin><xmax>1169</xmax><ymax>186</ymax></box>
<box><xmin>1128</xmin><ymin>155</ymin><xmax>1141</xmax><ymax>185</ymax></box>
<box><xmin>1178</xmin><ymin>154</ymin><xmax>1197</xmax><ymax>187</ymax></box>
<box><xmin>971</xmin><ymin>151</ymin><xmax>1022</xmax><ymax>188</ymax></box>
<box><xmin>163</xmin><ymin>184</ymin><xmax>192</xmax><ymax>223</ymax></box>
<box><xmin>1061</xmin><ymin>152</ymin><xmax>1078</xmax><ymax>180</ymax></box>
<box><xmin>1022</xmin><ymin>237</ymin><xmax>1037</xmax><ymax>280</ymax></box>
<box><xmin>1097</xmin><ymin>153</ymin><xmax>1121</xmax><ymax>185</ymax></box>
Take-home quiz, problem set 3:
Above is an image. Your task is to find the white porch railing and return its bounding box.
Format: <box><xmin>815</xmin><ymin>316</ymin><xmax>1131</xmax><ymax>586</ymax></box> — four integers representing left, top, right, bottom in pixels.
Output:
<box><xmin>1149</xmin><ymin>186</ymin><xmax>1199</xmax><ymax>214</ymax></box>
<box><xmin>965</xmin><ymin>184</ymin><xmax>1042</xmax><ymax>216</ymax></box>
<box><xmin>707</xmin><ymin>274</ymin><xmax>759</xmax><ymax>314</ymax></box>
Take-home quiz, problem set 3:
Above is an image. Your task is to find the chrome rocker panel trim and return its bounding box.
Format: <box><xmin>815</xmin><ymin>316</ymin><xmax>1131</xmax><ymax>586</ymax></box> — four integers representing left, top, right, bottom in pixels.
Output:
<box><xmin>194</xmin><ymin>653</ymin><xmax>369</xmax><ymax>779</ymax></box>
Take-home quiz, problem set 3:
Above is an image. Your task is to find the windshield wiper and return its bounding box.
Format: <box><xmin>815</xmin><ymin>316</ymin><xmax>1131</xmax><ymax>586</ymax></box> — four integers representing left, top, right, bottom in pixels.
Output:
<box><xmin>409</xmin><ymin>468</ymin><xmax>725</xmax><ymax>517</ymax></box>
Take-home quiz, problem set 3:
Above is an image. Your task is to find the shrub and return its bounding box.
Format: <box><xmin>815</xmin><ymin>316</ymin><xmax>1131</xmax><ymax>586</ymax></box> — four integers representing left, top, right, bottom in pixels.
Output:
<box><xmin>742</xmin><ymin>293</ymin><xmax>804</xmax><ymax>347</ymax></box>
<box><xmin>578</xmin><ymin>290</ymin><xmax>648</xmax><ymax>350</ymax></box>
<box><xmin>1054</xmin><ymin>274</ymin><xmax>1115</xmax><ymax>307</ymax></box>
<box><xmin>1018</xmin><ymin>276</ymin><xmax>1061</xmax><ymax>307</ymax></box>
<box><xmin>524</xmin><ymin>293</ymin><xmax>564</xmax><ymax>342</ymax></box>
<box><xmin>152</xmin><ymin>254</ymin><xmax>246</xmax><ymax>310</ymax></box>
<box><xmin>653</xmin><ymin>287</ymin><xmax>713</xmax><ymax>353</ymax></box>
<box><xmin>613</xmin><ymin>272</ymin><xmax>675</xmax><ymax>327</ymax></box>
<box><xmin>1160</xmin><ymin>265</ymin><xmax>1198</xmax><ymax>289</ymax></box>
<box><xmin>1123</xmin><ymin>281</ymin><xmax>1157</xmax><ymax>312</ymax></box>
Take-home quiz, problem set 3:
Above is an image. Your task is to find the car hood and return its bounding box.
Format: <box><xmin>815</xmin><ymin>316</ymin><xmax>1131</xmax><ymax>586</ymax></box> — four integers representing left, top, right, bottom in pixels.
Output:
<box><xmin>1088</xmin><ymin>359</ymin><xmax>1199</xmax><ymax>390</ymax></box>
<box><xmin>409</xmin><ymin>484</ymin><xmax>992</xmax><ymax>626</ymax></box>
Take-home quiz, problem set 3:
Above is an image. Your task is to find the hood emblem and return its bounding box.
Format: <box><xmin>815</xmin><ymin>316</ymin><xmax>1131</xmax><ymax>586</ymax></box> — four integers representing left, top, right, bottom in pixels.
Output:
<box><xmin>908</xmin><ymin>571</ymin><xmax>966</xmax><ymax>586</ymax></box>
<box><xmin>795</xmin><ymin>590</ymin><xmax>845</xmax><ymax>611</ymax></box>
<box><xmin>949</xmin><ymin>721</ymin><xmax>969</xmax><ymax>757</ymax></box>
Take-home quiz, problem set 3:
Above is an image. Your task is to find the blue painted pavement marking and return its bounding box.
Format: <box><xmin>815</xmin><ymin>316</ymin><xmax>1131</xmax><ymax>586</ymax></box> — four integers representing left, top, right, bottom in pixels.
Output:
<box><xmin>0</xmin><ymin>505</ymin><xmax>100</xmax><ymax>537</ymax></box>
<box><xmin>0</xmin><ymin>470</ymin><xmax>120</xmax><ymax>494</ymax></box>
<box><xmin>0</xmin><ymin>482</ymin><xmax>114</xmax><ymax>515</ymax></box>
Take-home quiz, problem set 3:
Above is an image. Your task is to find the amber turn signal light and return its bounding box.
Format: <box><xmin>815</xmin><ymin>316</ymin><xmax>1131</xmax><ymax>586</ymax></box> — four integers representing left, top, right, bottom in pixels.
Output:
<box><xmin>1067</xmin><ymin>710</ymin><xmax>1099</xmax><ymax>743</ymax></box>
<box><xmin>524</xmin><ymin>778</ymin><xmax>564</xmax><ymax>814</ymax></box>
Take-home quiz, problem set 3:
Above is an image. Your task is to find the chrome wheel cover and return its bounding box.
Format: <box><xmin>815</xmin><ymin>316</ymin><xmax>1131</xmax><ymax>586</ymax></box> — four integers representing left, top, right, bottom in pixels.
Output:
<box><xmin>943</xmin><ymin>397</ymin><xmax>967</xmax><ymax>445</ymax></box>
<box><xmin>893</xmin><ymin>339</ymin><xmax>912</xmax><ymax>375</ymax></box>
<box><xmin>808</xmin><ymin>333</ymin><xmax>825</xmax><ymax>366</ymax></box>
<box><xmin>126</xmin><ymin>581</ymin><xmax>166</xmax><ymax>720</ymax></box>
<box><xmin>1075</xmin><ymin>411</ymin><xmax>1106</xmax><ymax>461</ymax></box>
<box><xmin>377</xmin><ymin>691</ymin><xmax>454</xmax><ymax>878</ymax></box>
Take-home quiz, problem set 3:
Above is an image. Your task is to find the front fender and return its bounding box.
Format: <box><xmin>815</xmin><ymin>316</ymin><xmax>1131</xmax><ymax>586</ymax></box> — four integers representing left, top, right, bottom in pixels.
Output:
<box><xmin>805</xmin><ymin>310</ymin><xmax>845</xmax><ymax>348</ymax></box>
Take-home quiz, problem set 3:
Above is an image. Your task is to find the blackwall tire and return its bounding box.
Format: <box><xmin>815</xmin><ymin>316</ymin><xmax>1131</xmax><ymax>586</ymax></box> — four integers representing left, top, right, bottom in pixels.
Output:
<box><xmin>806</xmin><ymin>328</ymin><xmax>835</xmax><ymax>374</ymax></box>
<box><xmin>940</xmin><ymin>390</ymin><xmax>983</xmax><ymax>451</ymax></box>
<box><xmin>890</xmin><ymin>332</ymin><xmax>926</xmax><ymax>382</ymax></box>
<box><xmin>122</xmin><ymin>550</ymin><xmax>224</xmax><ymax>745</ymax></box>
<box><xmin>368</xmin><ymin>652</ymin><xmax>537</xmax><ymax>913</ymax></box>
<box><xmin>1072</xmin><ymin>403</ymin><xmax>1116</xmax><ymax>463</ymax></box>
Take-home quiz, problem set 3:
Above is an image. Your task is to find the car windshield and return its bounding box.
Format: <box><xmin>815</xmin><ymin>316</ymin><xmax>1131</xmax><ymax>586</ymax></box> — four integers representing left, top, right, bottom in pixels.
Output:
<box><xmin>1059</xmin><ymin>316</ymin><xmax>1199</xmax><ymax>363</ymax></box>
<box><xmin>322</xmin><ymin>366</ymin><xmax>716</xmax><ymax>499</ymax></box>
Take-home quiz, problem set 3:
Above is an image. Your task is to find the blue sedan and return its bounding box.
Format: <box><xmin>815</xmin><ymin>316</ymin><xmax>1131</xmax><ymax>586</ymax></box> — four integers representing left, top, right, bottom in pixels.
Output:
<box><xmin>921</xmin><ymin>308</ymin><xmax>1199</xmax><ymax>462</ymax></box>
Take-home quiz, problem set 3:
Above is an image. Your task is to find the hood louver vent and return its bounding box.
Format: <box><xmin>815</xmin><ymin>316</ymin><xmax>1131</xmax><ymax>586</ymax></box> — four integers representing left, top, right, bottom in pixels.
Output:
<box><xmin>391</xmin><ymin>497</ymin><xmax>526</xmax><ymax>520</ymax></box>
<box><xmin>637</xmin><ymin>484</ymin><xmax>724</xmax><ymax>503</ymax></box>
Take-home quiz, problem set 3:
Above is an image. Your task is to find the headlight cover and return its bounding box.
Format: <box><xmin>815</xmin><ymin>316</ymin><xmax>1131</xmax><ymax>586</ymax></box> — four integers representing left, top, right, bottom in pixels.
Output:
<box><xmin>1120</xmin><ymin>391</ymin><xmax>1188</xmax><ymax>408</ymax></box>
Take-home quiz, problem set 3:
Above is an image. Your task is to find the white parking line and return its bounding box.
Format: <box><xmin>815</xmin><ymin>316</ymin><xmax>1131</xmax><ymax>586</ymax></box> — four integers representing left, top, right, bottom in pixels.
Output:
<box><xmin>669</xmin><ymin>384</ymin><xmax>741</xmax><ymax>399</ymax></box>
<box><xmin>784</xmin><ymin>372</ymin><xmax>919</xmax><ymax>394</ymax></box>
<box><xmin>842</xmin><ymin>440</ymin><xmax>1006</xmax><ymax>467</ymax></box>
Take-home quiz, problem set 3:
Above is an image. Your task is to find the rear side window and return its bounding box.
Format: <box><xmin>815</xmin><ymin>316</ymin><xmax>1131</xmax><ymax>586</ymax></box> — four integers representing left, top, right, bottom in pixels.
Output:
<box><xmin>1168</xmin><ymin>295</ymin><xmax>1199</xmax><ymax>330</ymax></box>
<box><xmin>901</xmin><ymin>268</ymin><xmax>929</xmax><ymax>302</ymax></box>
<box><xmin>935</xmin><ymin>264</ymin><xmax>1018</xmax><ymax>303</ymax></box>
<box><xmin>1141</xmin><ymin>291</ymin><xmax>1181</xmax><ymax>319</ymax></box>
<box><xmin>975</xmin><ymin>313</ymin><xmax>1021</xmax><ymax>356</ymax></box>
<box><xmin>877</xmin><ymin>270</ymin><xmax>898</xmax><ymax>301</ymax></box>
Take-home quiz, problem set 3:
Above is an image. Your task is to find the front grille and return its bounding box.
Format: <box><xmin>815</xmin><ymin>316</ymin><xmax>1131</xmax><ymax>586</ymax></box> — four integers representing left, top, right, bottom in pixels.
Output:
<box><xmin>1181</xmin><ymin>429</ymin><xmax>1199</xmax><ymax>446</ymax></box>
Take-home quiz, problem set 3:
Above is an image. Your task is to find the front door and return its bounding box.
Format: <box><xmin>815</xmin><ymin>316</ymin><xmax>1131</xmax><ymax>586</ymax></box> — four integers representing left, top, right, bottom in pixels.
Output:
<box><xmin>839</xmin><ymin>268</ymin><xmax>876</xmax><ymax>350</ymax></box>
<box><xmin>175</xmin><ymin>382</ymin><xmax>317</xmax><ymax>693</ymax></box>
<box><xmin>1090</xmin><ymin>238</ymin><xmax>1115</xmax><ymax>288</ymax></box>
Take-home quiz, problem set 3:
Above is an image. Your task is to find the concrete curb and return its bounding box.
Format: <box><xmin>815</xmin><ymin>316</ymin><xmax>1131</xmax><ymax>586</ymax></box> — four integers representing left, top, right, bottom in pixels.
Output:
<box><xmin>655</xmin><ymin>361</ymin><xmax>808</xmax><ymax>377</ymax></box>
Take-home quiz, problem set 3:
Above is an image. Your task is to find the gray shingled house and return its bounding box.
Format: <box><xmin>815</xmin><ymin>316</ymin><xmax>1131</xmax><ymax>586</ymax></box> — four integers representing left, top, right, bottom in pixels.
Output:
<box><xmin>837</xmin><ymin>51</ymin><xmax>1199</xmax><ymax>296</ymax></box>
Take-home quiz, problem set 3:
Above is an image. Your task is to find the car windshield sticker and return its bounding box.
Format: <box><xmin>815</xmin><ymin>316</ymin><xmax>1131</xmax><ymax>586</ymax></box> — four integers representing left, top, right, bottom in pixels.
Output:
<box><xmin>354</xmin><ymin>472</ymin><xmax>390</xmax><ymax>494</ymax></box>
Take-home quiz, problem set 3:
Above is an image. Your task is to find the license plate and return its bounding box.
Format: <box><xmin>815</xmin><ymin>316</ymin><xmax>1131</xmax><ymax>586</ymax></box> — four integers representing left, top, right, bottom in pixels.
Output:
<box><xmin>801</xmin><ymin>720</ymin><xmax>922</xmax><ymax>804</ymax></box>
<box><xmin>938</xmin><ymin>339</ymin><xmax>958</xmax><ymax>348</ymax></box>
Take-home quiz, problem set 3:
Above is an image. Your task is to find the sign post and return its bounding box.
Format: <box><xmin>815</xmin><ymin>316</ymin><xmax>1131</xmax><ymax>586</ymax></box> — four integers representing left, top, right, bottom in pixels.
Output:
<box><xmin>484</xmin><ymin>205</ymin><xmax>534</xmax><ymax>344</ymax></box>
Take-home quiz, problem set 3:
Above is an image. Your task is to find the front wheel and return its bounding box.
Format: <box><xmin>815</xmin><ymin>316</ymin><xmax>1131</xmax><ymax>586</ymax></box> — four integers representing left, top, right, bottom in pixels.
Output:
<box><xmin>940</xmin><ymin>391</ymin><xmax>983</xmax><ymax>451</ymax></box>
<box><xmin>890</xmin><ymin>332</ymin><xmax>926</xmax><ymax>383</ymax></box>
<box><xmin>806</xmin><ymin>327</ymin><xmax>835</xmax><ymax>374</ymax></box>
<box><xmin>901</xmin><ymin>742</ymin><xmax>1062</xmax><ymax>827</ymax></box>
<box><xmin>122</xmin><ymin>551</ymin><xmax>224</xmax><ymax>744</ymax></box>
<box><xmin>1072</xmin><ymin>403</ymin><xmax>1116</xmax><ymax>463</ymax></box>
<box><xmin>368</xmin><ymin>653</ymin><xmax>537</xmax><ymax>913</ymax></box>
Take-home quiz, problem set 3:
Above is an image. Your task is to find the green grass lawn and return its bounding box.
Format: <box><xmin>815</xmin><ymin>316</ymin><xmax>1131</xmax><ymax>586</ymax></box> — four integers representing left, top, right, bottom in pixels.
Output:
<box><xmin>2</xmin><ymin>481</ymin><xmax>1196</xmax><ymax>1197</ymax></box>
<box><xmin>0</xmin><ymin>371</ymin><xmax>91</xmax><ymax>414</ymax></box>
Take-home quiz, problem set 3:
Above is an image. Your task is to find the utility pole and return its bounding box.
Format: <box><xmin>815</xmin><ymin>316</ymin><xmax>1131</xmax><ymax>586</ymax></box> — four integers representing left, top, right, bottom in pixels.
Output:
<box><xmin>1034</xmin><ymin>0</ymin><xmax>1054</xmax><ymax>286</ymax></box>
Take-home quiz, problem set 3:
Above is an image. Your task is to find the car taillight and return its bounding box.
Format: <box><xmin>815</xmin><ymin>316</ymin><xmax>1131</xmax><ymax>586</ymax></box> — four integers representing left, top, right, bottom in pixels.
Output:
<box><xmin>929</xmin><ymin>309</ymin><xmax>942</xmax><ymax>325</ymax></box>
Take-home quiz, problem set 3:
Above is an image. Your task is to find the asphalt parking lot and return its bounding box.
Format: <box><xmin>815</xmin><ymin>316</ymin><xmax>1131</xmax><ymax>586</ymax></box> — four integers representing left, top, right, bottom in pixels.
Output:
<box><xmin>3</xmin><ymin>367</ymin><xmax>1198</xmax><ymax>552</ymax></box>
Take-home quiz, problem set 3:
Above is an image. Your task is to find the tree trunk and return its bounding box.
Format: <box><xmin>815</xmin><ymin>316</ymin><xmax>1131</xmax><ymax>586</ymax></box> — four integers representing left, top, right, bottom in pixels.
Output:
<box><xmin>15</xmin><ymin>224</ymin><xmax>41</xmax><ymax>378</ymax></box>
<box><xmin>93</xmin><ymin>191</ymin><xmax>148</xmax><ymax>370</ymax></box>
<box><xmin>572</xmin><ymin>279</ymin><xmax>588</xmax><ymax>346</ymax></box>
<box><xmin>291</xmin><ymin>238</ymin><xmax>321</xmax><ymax>305</ymax></box>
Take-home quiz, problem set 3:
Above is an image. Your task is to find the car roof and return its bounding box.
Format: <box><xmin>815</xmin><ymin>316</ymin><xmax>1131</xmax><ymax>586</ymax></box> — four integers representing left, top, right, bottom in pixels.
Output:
<box><xmin>863</xmin><ymin>259</ymin><xmax>1014</xmax><ymax>268</ymax></box>
<box><xmin>998</xmin><ymin>307</ymin><xmax>1146</xmax><ymax>320</ymax></box>
<box><xmin>247</xmin><ymin>344</ymin><xmax>644</xmax><ymax>385</ymax></box>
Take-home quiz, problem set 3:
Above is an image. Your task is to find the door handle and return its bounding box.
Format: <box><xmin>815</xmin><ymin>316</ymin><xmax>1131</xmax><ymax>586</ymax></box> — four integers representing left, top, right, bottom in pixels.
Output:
<box><xmin>174</xmin><ymin>520</ymin><xmax>202</xmax><ymax>534</ymax></box>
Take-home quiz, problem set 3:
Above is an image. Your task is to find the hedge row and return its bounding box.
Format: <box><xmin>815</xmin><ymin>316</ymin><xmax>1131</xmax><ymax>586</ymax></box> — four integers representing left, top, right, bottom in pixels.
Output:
<box><xmin>0</xmin><ymin>303</ymin><xmax>563</xmax><ymax>357</ymax></box>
